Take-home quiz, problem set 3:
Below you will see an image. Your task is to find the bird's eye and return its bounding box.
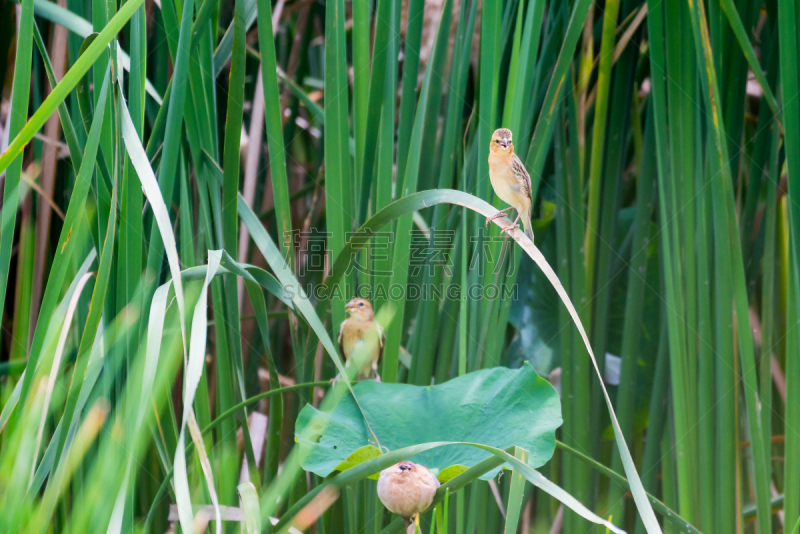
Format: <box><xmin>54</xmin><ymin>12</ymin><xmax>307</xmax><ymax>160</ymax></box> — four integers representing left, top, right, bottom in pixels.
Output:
<box><xmin>359</xmin><ymin>302</ymin><xmax>364</xmax><ymax>307</ymax></box>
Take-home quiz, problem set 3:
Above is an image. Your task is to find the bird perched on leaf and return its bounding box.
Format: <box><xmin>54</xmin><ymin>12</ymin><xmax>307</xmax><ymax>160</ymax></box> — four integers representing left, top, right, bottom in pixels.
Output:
<box><xmin>377</xmin><ymin>461</ymin><xmax>440</xmax><ymax>531</ymax></box>
<box><xmin>487</xmin><ymin>128</ymin><xmax>534</xmax><ymax>241</ymax></box>
<box><xmin>338</xmin><ymin>298</ymin><xmax>384</xmax><ymax>381</ymax></box>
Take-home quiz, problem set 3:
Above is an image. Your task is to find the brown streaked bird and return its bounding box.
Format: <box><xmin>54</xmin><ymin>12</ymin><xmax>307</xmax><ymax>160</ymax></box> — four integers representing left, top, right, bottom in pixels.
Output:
<box><xmin>487</xmin><ymin>128</ymin><xmax>534</xmax><ymax>241</ymax></box>
<box><xmin>377</xmin><ymin>461</ymin><xmax>440</xmax><ymax>531</ymax></box>
<box><xmin>338</xmin><ymin>298</ymin><xmax>385</xmax><ymax>381</ymax></box>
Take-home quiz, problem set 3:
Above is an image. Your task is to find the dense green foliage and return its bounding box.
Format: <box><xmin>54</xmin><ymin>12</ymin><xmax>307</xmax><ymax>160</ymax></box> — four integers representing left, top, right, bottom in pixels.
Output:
<box><xmin>0</xmin><ymin>0</ymin><xmax>797</xmax><ymax>531</ymax></box>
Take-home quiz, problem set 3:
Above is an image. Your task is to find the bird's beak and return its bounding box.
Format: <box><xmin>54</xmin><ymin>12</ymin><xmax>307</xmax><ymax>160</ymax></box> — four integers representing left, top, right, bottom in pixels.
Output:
<box><xmin>501</xmin><ymin>138</ymin><xmax>510</xmax><ymax>148</ymax></box>
<box><xmin>345</xmin><ymin>299</ymin><xmax>356</xmax><ymax>312</ymax></box>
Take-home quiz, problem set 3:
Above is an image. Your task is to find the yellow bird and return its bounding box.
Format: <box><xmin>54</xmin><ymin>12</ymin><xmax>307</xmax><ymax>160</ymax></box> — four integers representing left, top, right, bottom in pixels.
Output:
<box><xmin>487</xmin><ymin>128</ymin><xmax>534</xmax><ymax>241</ymax></box>
<box><xmin>338</xmin><ymin>298</ymin><xmax>385</xmax><ymax>381</ymax></box>
<box><xmin>377</xmin><ymin>461</ymin><xmax>440</xmax><ymax>532</ymax></box>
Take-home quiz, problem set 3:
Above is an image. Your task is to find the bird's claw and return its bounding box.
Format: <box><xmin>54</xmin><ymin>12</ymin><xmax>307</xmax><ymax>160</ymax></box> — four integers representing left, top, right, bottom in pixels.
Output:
<box><xmin>501</xmin><ymin>223</ymin><xmax>519</xmax><ymax>235</ymax></box>
<box><xmin>485</xmin><ymin>213</ymin><xmax>503</xmax><ymax>228</ymax></box>
<box><xmin>485</xmin><ymin>208</ymin><xmax>513</xmax><ymax>228</ymax></box>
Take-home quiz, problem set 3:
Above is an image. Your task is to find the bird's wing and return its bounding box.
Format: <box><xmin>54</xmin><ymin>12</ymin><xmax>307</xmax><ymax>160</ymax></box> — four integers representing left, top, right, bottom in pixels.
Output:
<box><xmin>338</xmin><ymin>320</ymin><xmax>346</xmax><ymax>360</ymax></box>
<box><xmin>511</xmin><ymin>154</ymin><xmax>532</xmax><ymax>201</ymax></box>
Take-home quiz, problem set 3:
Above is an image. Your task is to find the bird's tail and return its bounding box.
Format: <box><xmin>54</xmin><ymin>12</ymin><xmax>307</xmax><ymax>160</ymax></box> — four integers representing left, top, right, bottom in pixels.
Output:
<box><xmin>522</xmin><ymin>207</ymin><xmax>534</xmax><ymax>242</ymax></box>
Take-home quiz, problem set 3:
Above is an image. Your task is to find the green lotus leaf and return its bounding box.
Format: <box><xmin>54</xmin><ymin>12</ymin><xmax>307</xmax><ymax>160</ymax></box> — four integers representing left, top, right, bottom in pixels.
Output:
<box><xmin>437</xmin><ymin>464</ymin><xmax>469</xmax><ymax>484</ymax></box>
<box><xmin>296</xmin><ymin>364</ymin><xmax>561</xmax><ymax>480</ymax></box>
<box><xmin>334</xmin><ymin>445</ymin><xmax>383</xmax><ymax>479</ymax></box>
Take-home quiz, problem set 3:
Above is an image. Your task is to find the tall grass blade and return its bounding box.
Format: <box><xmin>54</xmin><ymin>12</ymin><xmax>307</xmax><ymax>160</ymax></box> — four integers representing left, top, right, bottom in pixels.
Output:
<box><xmin>50</xmin><ymin>116</ymin><xmax>119</xmax><ymax>472</ymax></box>
<box><xmin>29</xmin><ymin>271</ymin><xmax>93</xmax><ymax>486</ymax></box>
<box><xmin>14</xmin><ymin>68</ymin><xmax>110</xmax><ymax>414</ymax></box>
<box><xmin>382</xmin><ymin>0</ymin><xmax>451</xmax><ymax>383</ymax></box>
<box><xmin>0</xmin><ymin>0</ymin><xmax>34</xmax><ymax>343</ymax></box>
<box><xmin>608</xmin><ymin>99</ymin><xmax>655</xmax><ymax>524</ymax></box>
<box><xmin>526</xmin><ymin>0</ymin><xmax>592</xmax><ymax>189</ymax></box>
<box><xmin>121</xmin><ymin>87</ymin><xmax>186</xmax><ymax>347</ymax></box>
<box><xmin>685</xmin><ymin>0</ymin><xmax>772</xmax><ymax>530</ymax></box>
<box><xmin>357</xmin><ymin>0</ymin><xmax>393</xmax><ymax>222</ymax></box>
<box><xmin>395</xmin><ymin>0</ymin><xmax>424</xmax><ymax>185</ymax></box>
<box><xmin>324</xmin><ymin>0</ymin><xmax>353</xmax><ymax>343</ymax></box>
<box><xmin>256</xmin><ymin>0</ymin><xmax>293</xmax><ymax>264</ymax></box>
<box><xmin>778</xmin><ymin>0</ymin><xmax>800</xmax><ymax>525</ymax></box>
<box><xmin>173</xmin><ymin>250</ymin><xmax>223</xmax><ymax>534</ymax></box>
<box><xmin>503</xmin><ymin>446</ymin><xmax>528</xmax><ymax>533</ymax></box>
<box><xmin>239</xmin><ymin>481</ymin><xmax>261</xmax><ymax>534</ymax></box>
<box><xmin>140</xmin><ymin>0</ymin><xmax>193</xmax><ymax>320</ymax></box>
<box><xmin>583</xmin><ymin>0</ymin><xmax>619</xmax><ymax>305</ymax></box>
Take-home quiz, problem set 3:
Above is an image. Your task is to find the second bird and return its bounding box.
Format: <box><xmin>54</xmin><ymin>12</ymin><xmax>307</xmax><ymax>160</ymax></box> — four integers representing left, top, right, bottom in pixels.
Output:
<box><xmin>487</xmin><ymin>128</ymin><xmax>534</xmax><ymax>241</ymax></box>
<box><xmin>338</xmin><ymin>298</ymin><xmax>385</xmax><ymax>381</ymax></box>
